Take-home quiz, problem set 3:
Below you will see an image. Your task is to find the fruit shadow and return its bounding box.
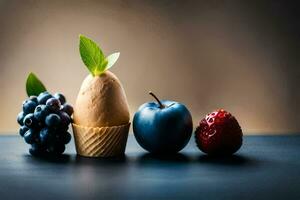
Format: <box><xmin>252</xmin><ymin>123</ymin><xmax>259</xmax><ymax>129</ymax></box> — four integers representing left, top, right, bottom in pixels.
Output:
<box><xmin>197</xmin><ymin>154</ymin><xmax>259</xmax><ymax>167</ymax></box>
<box><xmin>23</xmin><ymin>153</ymin><xmax>72</xmax><ymax>164</ymax></box>
<box><xmin>74</xmin><ymin>154</ymin><xmax>128</xmax><ymax>166</ymax></box>
<box><xmin>137</xmin><ymin>152</ymin><xmax>191</xmax><ymax>164</ymax></box>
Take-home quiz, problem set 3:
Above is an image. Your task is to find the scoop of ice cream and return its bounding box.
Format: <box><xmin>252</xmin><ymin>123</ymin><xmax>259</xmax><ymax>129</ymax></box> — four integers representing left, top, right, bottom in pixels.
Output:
<box><xmin>73</xmin><ymin>71</ymin><xmax>130</xmax><ymax>127</ymax></box>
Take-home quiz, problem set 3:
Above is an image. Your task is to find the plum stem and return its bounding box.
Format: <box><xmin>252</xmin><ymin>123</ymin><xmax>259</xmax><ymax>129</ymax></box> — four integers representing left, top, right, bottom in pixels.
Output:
<box><xmin>149</xmin><ymin>91</ymin><xmax>165</xmax><ymax>109</ymax></box>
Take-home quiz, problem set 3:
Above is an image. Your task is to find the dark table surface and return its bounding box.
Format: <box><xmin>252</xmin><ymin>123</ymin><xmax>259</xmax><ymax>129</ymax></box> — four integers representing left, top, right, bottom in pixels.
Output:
<box><xmin>0</xmin><ymin>134</ymin><xmax>300</xmax><ymax>200</ymax></box>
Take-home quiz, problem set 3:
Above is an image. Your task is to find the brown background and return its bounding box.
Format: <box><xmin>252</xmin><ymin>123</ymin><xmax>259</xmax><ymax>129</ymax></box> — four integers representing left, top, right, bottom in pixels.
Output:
<box><xmin>0</xmin><ymin>0</ymin><xmax>299</xmax><ymax>134</ymax></box>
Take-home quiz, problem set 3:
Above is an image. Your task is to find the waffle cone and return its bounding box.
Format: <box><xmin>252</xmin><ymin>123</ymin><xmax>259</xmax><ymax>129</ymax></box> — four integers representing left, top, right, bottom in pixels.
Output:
<box><xmin>72</xmin><ymin>123</ymin><xmax>130</xmax><ymax>157</ymax></box>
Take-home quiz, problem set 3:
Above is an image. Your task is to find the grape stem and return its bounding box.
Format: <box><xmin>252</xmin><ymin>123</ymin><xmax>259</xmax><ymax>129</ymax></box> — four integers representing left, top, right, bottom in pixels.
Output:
<box><xmin>149</xmin><ymin>91</ymin><xmax>165</xmax><ymax>109</ymax></box>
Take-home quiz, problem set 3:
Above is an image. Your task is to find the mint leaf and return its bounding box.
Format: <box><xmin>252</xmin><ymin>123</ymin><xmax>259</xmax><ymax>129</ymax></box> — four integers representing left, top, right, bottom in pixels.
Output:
<box><xmin>79</xmin><ymin>34</ymin><xmax>106</xmax><ymax>76</ymax></box>
<box><xmin>79</xmin><ymin>34</ymin><xmax>120</xmax><ymax>76</ymax></box>
<box><xmin>105</xmin><ymin>52</ymin><xmax>120</xmax><ymax>70</ymax></box>
<box><xmin>26</xmin><ymin>73</ymin><xmax>47</xmax><ymax>97</ymax></box>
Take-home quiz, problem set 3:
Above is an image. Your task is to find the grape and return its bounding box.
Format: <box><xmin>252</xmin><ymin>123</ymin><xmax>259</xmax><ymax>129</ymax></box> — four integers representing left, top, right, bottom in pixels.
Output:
<box><xmin>22</xmin><ymin>99</ymin><xmax>37</xmax><ymax>114</ymax></box>
<box><xmin>45</xmin><ymin>114</ymin><xmax>61</xmax><ymax>127</ymax></box>
<box><xmin>29</xmin><ymin>96</ymin><xmax>38</xmax><ymax>104</ymax></box>
<box><xmin>46</xmin><ymin>98</ymin><xmax>61</xmax><ymax>112</ymax></box>
<box><xmin>24</xmin><ymin>129</ymin><xmax>38</xmax><ymax>144</ymax></box>
<box><xmin>59</xmin><ymin>111</ymin><xmax>71</xmax><ymax>129</ymax></box>
<box><xmin>55</xmin><ymin>131</ymin><xmax>71</xmax><ymax>144</ymax></box>
<box><xmin>29</xmin><ymin>144</ymin><xmax>46</xmax><ymax>156</ymax></box>
<box><xmin>19</xmin><ymin>126</ymin><xmax>29</xmax><ymax>137</ymax></box>
<box><xmin>39</xmin><ymin>128</ymin><xmax>54</xmax><ymax>145</ymax></box>
<box><xmin>34</xmin><ymin>105</ymin><xmax>50</xmax><ymax>122</ymax></box>
<box><xmin>37</xmin><ymin>92</ymin><xmax>53</xmax><ymax>105</ymax></box>
<box><xmin>23</xmin><ymin>113</ymin><xmax>38</xmax><ymax>128</ymax></box>
<box><xmin>54</xmin><ymin>93</ymin><xmax>66</xmax><ymax>105</ymax></box>
<box><xmin>61</xmin><ymin>104</ymin><xmax>73</xmax><ymax>116</ymax></box>
<box><xmin>47</xmin><ymin>143</ymin><xmax>65</xmax><ymax>155</ymax></box>
<box><xmin>62</xmin><ymin>132</ymin><xmax>72</xmax><ymax>144</ymax></box>
<box><xmin>17</xmin><ymin>112</ymin><xmax>26</xmax><ymax>126</ymax></box>
<box><xmin>18</xmin><ymin>92</ymin><xmax>72</xmax><ymax>157</ymax></box>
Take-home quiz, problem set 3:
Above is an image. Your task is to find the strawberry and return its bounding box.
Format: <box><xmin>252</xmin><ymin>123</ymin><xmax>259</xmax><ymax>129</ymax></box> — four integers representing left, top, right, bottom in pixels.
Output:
<box><xmin>195</xmin><ymin>109</ymin><xmax>243</xmax><ymax>155</ymax></box>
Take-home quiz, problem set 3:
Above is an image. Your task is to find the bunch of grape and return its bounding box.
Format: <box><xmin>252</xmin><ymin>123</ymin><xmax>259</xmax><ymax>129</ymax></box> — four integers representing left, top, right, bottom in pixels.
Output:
<box><xmin>17</xmin><ymin>92</ymin><xmax>73</xmax><ymax>156</ymax></box>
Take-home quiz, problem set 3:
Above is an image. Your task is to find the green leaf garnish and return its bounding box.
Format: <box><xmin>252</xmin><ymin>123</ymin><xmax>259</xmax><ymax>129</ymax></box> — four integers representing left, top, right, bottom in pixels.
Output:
<box><xmin>79</xmin><ymin>34</ymin><xmax>120</xmax><ymax>76</ymax></box>
<box><xmin>106</xmin><ymin>52</ymin><xmax>120</xmax><ymax>70</ymax></box>
<box><xmin>26</xmin><ymin>73</ymin><xmax>47</xmax><ymax>97</ymax></box>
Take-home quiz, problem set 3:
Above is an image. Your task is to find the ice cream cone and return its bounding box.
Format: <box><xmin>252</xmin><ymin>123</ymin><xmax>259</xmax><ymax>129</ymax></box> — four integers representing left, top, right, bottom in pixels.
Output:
<box><xmin>72</xmin><ymin>123</ymin><xmax>130</xmax><ymax>157</ymax></box>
